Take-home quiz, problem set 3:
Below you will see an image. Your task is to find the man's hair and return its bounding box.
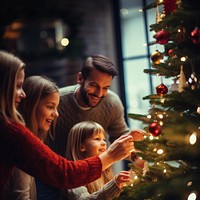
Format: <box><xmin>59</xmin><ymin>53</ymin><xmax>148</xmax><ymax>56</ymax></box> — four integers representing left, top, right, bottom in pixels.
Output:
<box><xmin>81</xmin><ymin>54</ymin><xmax>118</xmax><ymax>80</ymax></box>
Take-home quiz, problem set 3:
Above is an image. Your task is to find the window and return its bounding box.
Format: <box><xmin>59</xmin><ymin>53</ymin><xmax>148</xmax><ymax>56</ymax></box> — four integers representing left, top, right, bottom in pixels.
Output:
<box><xmin>119</xmin><ymin>0</ymin><xmax>172</xmax><ymax>129</ymax></box>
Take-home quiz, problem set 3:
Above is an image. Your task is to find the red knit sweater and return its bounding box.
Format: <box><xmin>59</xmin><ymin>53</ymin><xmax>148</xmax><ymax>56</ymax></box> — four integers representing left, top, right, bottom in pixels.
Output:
<box><xmin>0</xmin><ymin>120</ymin><xmax>102</xmax><ymax>200</ymax></box>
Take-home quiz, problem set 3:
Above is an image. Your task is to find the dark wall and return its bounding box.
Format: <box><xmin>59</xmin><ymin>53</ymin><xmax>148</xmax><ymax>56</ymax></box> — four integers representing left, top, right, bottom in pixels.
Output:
<box><xmin>0</xmin><ymin>0</ymin><xmax>117</xmax><ymax>87</ymax></box>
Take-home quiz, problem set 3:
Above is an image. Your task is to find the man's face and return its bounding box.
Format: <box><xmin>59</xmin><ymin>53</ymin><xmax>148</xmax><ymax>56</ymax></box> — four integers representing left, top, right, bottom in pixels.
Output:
<box><xmin>79</xmin><ymin>69</ymin><xmax>113</xmax><ymax>107</ymax></box>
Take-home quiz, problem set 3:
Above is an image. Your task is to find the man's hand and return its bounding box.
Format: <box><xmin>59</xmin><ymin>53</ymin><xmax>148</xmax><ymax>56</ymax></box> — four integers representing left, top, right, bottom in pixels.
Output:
<box><xmin>129</xmin><ymin>129</ymin><xmax>147</xmax><ymax>141</ymax></box>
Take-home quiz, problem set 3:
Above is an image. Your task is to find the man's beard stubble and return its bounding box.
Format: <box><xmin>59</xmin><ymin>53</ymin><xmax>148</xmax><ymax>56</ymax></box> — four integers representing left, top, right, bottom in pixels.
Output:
<box><xmin>80</xmin><ymin>83</ymin><xmax>103</xmax><ymax>108</ymax></box>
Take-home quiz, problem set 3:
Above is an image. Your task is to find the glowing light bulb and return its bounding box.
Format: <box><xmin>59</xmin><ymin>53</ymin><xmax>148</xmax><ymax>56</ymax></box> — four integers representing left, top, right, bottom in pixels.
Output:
<box><xmin>158</xmin><ymin>114</ymin><xmax>163</xmax><ymax>119</ymax></box>
<box><xmin>149</xmin><ymin>135</ymin><xmax>154</xmax><ymax>140</ymax></box>
<box><xmin>187</xmin><ymin>181</ymin><xmax>192</xmax><ymax>187</ymax></box>
<box><xmin>61</xmin><ymin>38</ymin><xmax>69</xmax><ymax>46</ymax></box>
<box><xmin>157</xmin><ymin>149</ymin><xmax>164</xmax><ymax>154</ymax></box>
<box><xmin>187</xmin><ymin>192</ymin><xmax>197</xmax><ymax>200</ymax></box>
<box><xmin>147</xmin><ymin>114</ymin><xmax>152</xmax><ymax>119</ymax></box>
<box><xmin>161</xmin><ymin>98</ymin><xmax>165</xmax><ymax>103</ymax></box>
<box><xmin>180</xmin><ymin>56</ymin><xmax>186</xmax><ymax>62</ymax></box>
<box><xmin>153</xmin><ymin>148</ymin><xmax>157</xmax><ymax>152</ymax></box>
<box><xmin>189</xmin><ymin>132</ymin><xmax>197</xmax><ymax>145</ymax></box>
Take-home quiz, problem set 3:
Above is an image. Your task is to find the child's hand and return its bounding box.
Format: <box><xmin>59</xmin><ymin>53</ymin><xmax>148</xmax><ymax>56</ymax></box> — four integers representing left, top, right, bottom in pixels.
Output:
<box><xmin>115</xmin><ymin>171</ymin><xmax>130</xmax><ymax>189</ymax></box>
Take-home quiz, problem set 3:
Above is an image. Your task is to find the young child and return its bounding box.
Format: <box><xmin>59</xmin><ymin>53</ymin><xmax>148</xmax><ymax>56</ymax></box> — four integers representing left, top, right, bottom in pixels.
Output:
<box><xmin>0</xmin><ymin>50</ymin><xmax>135</xmax><ymax>199</ymax></box>
<box><xmin>62</xmin><ymin>121</ymin><xmax>131</xmax><ymax>200</ymax></box>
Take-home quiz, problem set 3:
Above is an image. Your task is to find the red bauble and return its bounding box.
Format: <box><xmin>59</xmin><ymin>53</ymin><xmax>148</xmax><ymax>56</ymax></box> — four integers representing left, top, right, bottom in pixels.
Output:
<box><xmin>164</xmin><ymin>0</ymin><xmax>177</xmax><ymax>14</ymax></box>
<box><xmin>168</xmin><ymin>49</ymin><xmax>174</xmax><ymax>56</ymax></box>
<box><xmin>149</xmin><ymin>122</ymin><xmax>161</xmax><ymax>136</ymax></box>
<box><xmin>191</xmin><ymin>27</ymin><xmax>200</xmax><ymax>44</ymax></box>
<box><xmin>156</xmin><ymin>83</ymin><xmax>168</xmax><ymax>95</ymax></box>
<box><xmin>155</xmin><ymin>30</ymin><xmax>170</xmax><ymax>44</ymax></box>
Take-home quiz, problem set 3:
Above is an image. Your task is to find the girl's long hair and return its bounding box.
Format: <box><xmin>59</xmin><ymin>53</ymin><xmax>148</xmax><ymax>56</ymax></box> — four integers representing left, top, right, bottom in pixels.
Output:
<box><xmin>0</xmin><ymin>50</ymin><xmax>25</xmax><ymax>124</ymax></box>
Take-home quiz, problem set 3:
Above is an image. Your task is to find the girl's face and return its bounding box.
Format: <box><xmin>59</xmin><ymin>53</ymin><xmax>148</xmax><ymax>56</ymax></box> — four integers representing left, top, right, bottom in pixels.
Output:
<box><xmin>15</xmin><ymin>69</ymin><xmax>26</xmax><ymax>107</ymax></box>
<box><xmin>81</xmin><ymin>131</ymin><xmax>107</xmax><ymax>157</ymax></box>
<box><xmin>36</xmin><ymin>92</ymin><xmax>60</xmax><ymax>132</ymax></box>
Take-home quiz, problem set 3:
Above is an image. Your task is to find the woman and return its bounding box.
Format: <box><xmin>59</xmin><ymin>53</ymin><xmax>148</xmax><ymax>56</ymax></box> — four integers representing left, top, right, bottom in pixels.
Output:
<box><xmin>62</xmin><ymin>121</ymin><xmax>131</xmax><ymax>200</ymax></box>
<box><xmin>6</xmin><ymin>75</ymin><xmax>60</xmax><ymax>199</ymax></box>
<box><xmin>0</xmin><ymin>50</ymin><xmax>134</xmax><ymax>199</ymax></box>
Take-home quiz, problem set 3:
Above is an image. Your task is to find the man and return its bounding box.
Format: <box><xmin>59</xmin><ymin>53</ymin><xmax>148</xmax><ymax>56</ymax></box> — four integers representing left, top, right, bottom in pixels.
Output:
<box><xmin>47</xmin><ymin>54</ymin><xmax>130</xmax><ymax>157</ymax></box>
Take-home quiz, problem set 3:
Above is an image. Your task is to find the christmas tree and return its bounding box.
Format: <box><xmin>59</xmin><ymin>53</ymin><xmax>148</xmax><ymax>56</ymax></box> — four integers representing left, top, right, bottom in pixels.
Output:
<box><xmin>117</xmin><ymin>0</ymin><xmax>200</xmax><ymax>199</ymax></box>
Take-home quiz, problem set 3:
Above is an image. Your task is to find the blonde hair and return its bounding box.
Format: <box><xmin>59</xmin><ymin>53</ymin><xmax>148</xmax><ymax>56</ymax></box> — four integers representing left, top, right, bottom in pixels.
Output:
<box><xmin>0</xmin><ymin>50</ymin><xmax>25</xmax><ymax>124</ymax></box>
<box><xmin>18</xmin><ymin>75</ymin><xmax>59</xmax><ymax>141</ymax></box>
<box><xmin>66</xmin><ymin>121</ymin><xmax>114</xmax><ymax>193</ymax></box>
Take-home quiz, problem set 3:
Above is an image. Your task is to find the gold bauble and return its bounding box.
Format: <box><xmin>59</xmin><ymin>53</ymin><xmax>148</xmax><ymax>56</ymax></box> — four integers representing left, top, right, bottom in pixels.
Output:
<box><xmin>150</xmin><ymin>50</ymin><xmax>163</xmax><ymax>64</ymax></box>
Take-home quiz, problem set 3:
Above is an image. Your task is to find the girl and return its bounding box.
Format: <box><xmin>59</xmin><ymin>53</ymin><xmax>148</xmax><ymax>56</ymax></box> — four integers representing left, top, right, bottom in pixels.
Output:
<box><xmin>0</xmin><ymin>50</ymin><xmax>135</xmax><ymax>199</ymax></box>
<box><xmin>62</xmin><ymin>121</ymin><xmax>131</xmax><ymax>200</ymax></box>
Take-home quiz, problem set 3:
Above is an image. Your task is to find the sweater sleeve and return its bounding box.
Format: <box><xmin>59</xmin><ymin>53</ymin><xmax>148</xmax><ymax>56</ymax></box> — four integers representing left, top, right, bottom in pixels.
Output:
<box><xmin>106</xmin><ymin>91</ymin><xmax>130</xmax><ymax>143</ymax></box>
<box><xmin>1</xmin><ymin>121</ymin><xmax>102</xmax><ymax>189</ymax></box>
<box><xmin>65</xmin><ymin>179</ymin><xmax>122</xmax><ymax>200</ymax></box>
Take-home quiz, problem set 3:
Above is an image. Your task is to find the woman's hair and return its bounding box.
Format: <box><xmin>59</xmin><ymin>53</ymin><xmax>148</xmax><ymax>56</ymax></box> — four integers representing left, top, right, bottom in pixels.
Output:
<box><xmin>18</xmin><ymin>75</ymin><xmax>59</xmax><ymax>140</ymax></box>
<box><xmin>66</xmin><ymin>121</ymin><xmax>113</xmax><ymax>193</ymax></box>
<box><xmin>0</xmin><ymin>50</ymin><xmax>25</xmax><ymax>124</ymax></box>
<box><xmin>81</xmin><ymin>54</ymin><xmax>118</xmax><ymax>80</ymax></box>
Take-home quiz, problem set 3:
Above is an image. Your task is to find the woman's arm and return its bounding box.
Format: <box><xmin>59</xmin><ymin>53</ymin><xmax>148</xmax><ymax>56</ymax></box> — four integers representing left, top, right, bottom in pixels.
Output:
<box><xmin>2</xmin><ymin>121</ymin><xmax>133</xmax><ymax>189</ymax></box>
<box><xmin>2</xmin><ymin>121</ymin><xmax>102</xmax><ymax>189</ymax></box>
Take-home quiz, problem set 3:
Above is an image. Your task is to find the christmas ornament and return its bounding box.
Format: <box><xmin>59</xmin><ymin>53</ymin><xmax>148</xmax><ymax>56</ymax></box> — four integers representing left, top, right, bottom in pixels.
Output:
<box><xmin>164</xmin><ymin>0</ymin><xmax>177</xmax><ymax>14</ymax></box>
<box><xmin>155</xmin><ymin>30</ymin><xmax>170</xmax><ymax>44</ymax></box>
<box><xmin>156</xmin><ymin>83</ymin><xmax>168</xmax><ymax>95</ymax></box>
<box><xmin>191</xmin><ymin>27</ymin><xmax>200</xmax><ymax>44</ymax></box>
<box><xmin>169</xmin><ymin>78</ymin><xmax>178</xmax><ymax>92</ymax></box>
<box><xmin>160</xmin><ymin>12</ymin><xmax>166</xmax><ymax>19</ymax></box>
<box><xmin>178</xmin><ymin>65</ymin><xmax>187</xmax><ymax>92</ymax></box>
<box><xmin>168</xmin><ymin>48</ymin><xmax>174</xmax><ymax>56</ymax></box>
<box><xmin>134</xmin><ymin>157</ymin><xmax>145</xmax><ymax>168</ymax></box>
<box><xmin>149</xmin><ymin>122</ymin><xmax>161</xmax><ymax>136</ymax></box>
<box><xmin>150</xmin><ymin>50</ymin><xmax>163</xmax><ymax>64</ymax></box>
